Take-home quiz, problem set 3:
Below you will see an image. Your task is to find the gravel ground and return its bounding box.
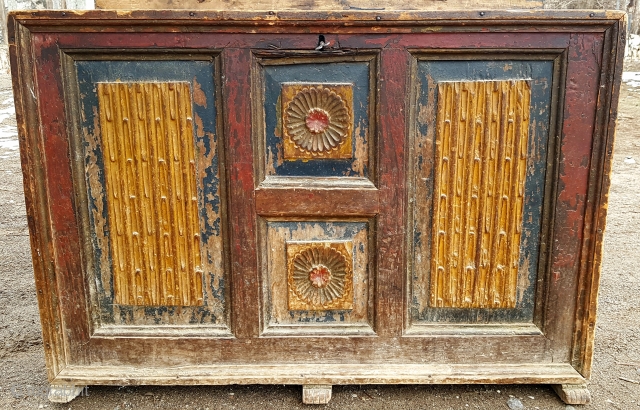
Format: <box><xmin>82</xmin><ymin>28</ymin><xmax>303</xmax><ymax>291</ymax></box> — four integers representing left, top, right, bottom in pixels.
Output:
<box><xmin>0</xmin><ymin>61</ymin><xmax>638</xmax><ymax>410</ymax></box>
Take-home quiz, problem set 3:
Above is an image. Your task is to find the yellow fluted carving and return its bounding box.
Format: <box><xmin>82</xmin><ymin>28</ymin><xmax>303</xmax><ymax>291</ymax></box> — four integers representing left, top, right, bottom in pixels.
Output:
<box><xmin>430</xmin><ymin>80</ymin><xmax>530</xmax><ymax>309</ymax></box>
<box><xmin>98</xmin><ymin>82</ymin><xmax>203</xmax><ymax>306</ymax></box>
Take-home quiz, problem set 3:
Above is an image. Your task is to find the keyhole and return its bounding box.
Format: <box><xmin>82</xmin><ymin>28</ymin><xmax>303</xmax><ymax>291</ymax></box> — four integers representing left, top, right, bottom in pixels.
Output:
<box><xmin>315</xmin><ymin>35</ymin><xmax>330</xmax><ymax>51</ymax></box>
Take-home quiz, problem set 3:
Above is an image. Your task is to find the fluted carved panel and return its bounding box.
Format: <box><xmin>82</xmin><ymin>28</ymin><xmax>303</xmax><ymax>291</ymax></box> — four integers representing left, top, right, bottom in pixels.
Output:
<box><xmin>98</xmin><ymin>82</ymin><xmax>203</xmax><ymax>306</ymax></box>
<box><xmin>430</xmin><ymin>80</ymin><xmax>531</xmax><ymax>309</ymax></box>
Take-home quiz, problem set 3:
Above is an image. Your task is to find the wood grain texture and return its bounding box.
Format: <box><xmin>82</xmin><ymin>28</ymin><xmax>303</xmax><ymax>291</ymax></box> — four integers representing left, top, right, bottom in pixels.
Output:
<box><xmin>224</xmin><ymin>48</ymin><xmax>260</xmax><ymax>339</ymax></box>
<box><xmin>9</xmin><ymin>9</ymin><xmax>625</xmax><ymax>32</ymax></box>
<box><xmin>55</xmin><ymin>363</ymin><xmax>584</xmax><ymax>385</ymax></box>
<box><xmin>31</xmin><ymin>32</ymin><xmax>92</xmax><ymax>365</ymax></box>
<box><xmin>8</xmin><ymin>20</ymin><xmax>67</xmax><ymax>380</ymax></box>
<box><xmin>255</xmin><ymin>186</ymin><xmax>379</xmax><ymax>217</ymax></box>
<box><xmin>375</xmin><ymin>47</ymin><xmax>407</xmax><ymax>337</ymax></box>
<box><xmin>98</xmin><ymin>82</ymin><xmax>203</xmax><ymax>306</ymax></box>
<box><xmin>94</xmin><ymin>0</ymin><xmax>543</xmax><ymax>11</ymax></box>
<box><xmin>430</xmin><ymin>80</ymin><xmax>530</xmax><ymax>309</ymax></box>
<box><xmin>552</xmin><ymin>384</ymin><xmax>591</xmax><ymax>405</ymax></box>
<box><xmin>543</xmin><ymin>33</ymin><xmax>605</xmax><ymax>368</ymax></box>
<box><xmin>45</xmin><ymin>33</ymin><xmax>575</xmax><ymax>54</ymax></box>
<box><xmin>302</xmin><ymin>385</ymin><xmax>332</xmax><ymax>404</ymax></box>
<box><xmin>72</xmin><ymin>331</ymin><xmax>555</xmax><ymax>365</ymax></box>
<box><xmin>570</xmin><ymin>20</ymin><xmax>626</xmax><ymax>379</ymax></box>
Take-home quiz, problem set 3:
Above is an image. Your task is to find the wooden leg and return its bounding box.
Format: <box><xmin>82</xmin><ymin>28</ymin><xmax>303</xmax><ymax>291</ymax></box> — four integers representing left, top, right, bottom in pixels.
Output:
<box><xmin>552</xmin><ymin>384</ymin><xmax>591</xmax><ymax>405</ymax></box>
<box><xmin>48</xmin><ymin>385</ymin><xmax>87</xmax><ymax>403</ymax></box>
<box><xmin>302</xmin><ymin>384</ymin><xmax>332</xmax><ymax>404</ymax></box>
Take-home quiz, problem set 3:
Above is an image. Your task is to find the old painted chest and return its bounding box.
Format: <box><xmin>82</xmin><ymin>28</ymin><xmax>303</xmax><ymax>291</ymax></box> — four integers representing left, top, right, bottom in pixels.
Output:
<box><xmin>8</xmin><ymin>9</ymin><xmax>625</xmax><ymax>405</ymax></box>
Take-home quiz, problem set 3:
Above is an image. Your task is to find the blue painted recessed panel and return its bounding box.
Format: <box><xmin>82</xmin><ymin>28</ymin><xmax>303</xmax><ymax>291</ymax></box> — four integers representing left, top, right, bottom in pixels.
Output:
<box><xmin>76</xmin><ymin>58</ymin><xmax>226</xmax><ymax>327</ymax></box>
<box><xmin>411</xmin><ymin>59</ymin><xmax>554</xmax><ymax>324</ymax></box>
<box><xmin>263</xmin><ymin>62</ymin><xmax>371</xmax><ymax>178</ymax></box>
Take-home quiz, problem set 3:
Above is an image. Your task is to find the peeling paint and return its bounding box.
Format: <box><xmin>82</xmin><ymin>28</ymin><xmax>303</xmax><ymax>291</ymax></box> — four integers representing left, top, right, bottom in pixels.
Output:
<box><xmin>263</xmin><ymin>220</ymin><xmax>372</xmax><ymax>334</ymax></box>
<box><xmin>194</xmin><ymin>113</ymin><xmax>205</xmax><ymax>138</ymax></box>
<box><xmin>409</xmin><ymin>59</ymin><xmax>552</xmax><ymax>324</ymax></box>
<box><xmin>351</xmin><ymin>121</ymin><xmax>367</xmax><ymax>175</ymax></box>
<box><xmin>76</xmin><ymin>59</ymin><xmax>228</xmax><ymax>327</ymax></box>
<box><xmin>192</xmin><ymin>76</ymin><xmax>207</xmax><ymax>108</ymax></box>
<box><xmin>262</xmin><ymin>60</ymin><xmax>371</xmax><ymax>179</ymax></box>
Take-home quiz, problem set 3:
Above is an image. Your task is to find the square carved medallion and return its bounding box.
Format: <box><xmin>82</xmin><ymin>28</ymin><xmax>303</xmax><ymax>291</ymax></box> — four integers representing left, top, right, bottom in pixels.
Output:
<box><xmin>287</xmin><ymin>241</ymin><xmax>354</xmax><ymax>311</ymax></box>
<box><xmin>281</xmin><ymin>83</ymin><xmax>353</xmax><ymax>160</ymax></box>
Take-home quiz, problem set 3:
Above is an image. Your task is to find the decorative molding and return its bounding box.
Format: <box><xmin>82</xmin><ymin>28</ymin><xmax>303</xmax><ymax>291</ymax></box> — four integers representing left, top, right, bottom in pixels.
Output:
<box><xmin>281</xmin><ymin>83</ymin><xmax>353</xmax><ymax>160</ymax></box>
<box><xmin>95</xmin><ymin>0</ymin><xmax>543</xmax><ymax>11</ymax></box>
<box><xmin>287</xmin><ymin>241</ymin><xmax>353</xmax><ymax>310</ymax></box>
<box><xmin>98</xmin><ymin>81</ymin><xmax>204</xmax><ymax>306</ymax></box>
<box><xmin>430</xmin><ymin>80</ymin><xmax>531</xmax><ymax>309</ymax></box>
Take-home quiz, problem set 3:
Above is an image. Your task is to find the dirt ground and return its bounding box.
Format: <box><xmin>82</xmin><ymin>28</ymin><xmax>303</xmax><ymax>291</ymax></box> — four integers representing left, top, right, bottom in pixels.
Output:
<box><xmin>0</xmin><ymin>61</ymin><xmax>639</xmax><ymax>410</ymax></box>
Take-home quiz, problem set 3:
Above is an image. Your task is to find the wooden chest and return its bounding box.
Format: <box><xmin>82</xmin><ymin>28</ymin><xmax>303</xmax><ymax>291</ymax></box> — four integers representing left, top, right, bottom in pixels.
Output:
<box><xmin>8</xmin><ymin>9</ymin><xmax>625</xmax><ymax>405</ymax></box>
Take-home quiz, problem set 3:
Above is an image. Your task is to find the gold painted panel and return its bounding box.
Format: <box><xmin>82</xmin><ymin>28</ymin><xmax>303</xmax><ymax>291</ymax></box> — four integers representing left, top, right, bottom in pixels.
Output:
<box><xmin>287</xmin><ymin>241</ymin><xmax>354</xmax><ymax>311</ymax></box>
<box><xmin>98</xmin><ymin>82</ymin><xmax>203</xmax><ymax>306</ymax></box>
<box><xmin>281</xmin><ymin>83</ymin><xmax>353</xmax><ymax>160</ymax></box>
<box><xmin>430</xmin><ymin>80</ymin><xmax>531</xmax><ymax>309</ymax></box>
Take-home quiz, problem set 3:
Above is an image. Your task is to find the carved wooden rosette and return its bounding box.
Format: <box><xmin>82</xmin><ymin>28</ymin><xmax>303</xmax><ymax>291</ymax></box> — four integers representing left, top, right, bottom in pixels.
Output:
<box><xmin>287</xmin><ymin>242</ymin><xmax>354</xmax><ymax>310</ymax></box>
<box><xmin>281</xmin><ymin>83</ymin><xmax>353</xmax><ymax>160</ymax></box>
<box><xmin>430</xmin><ymin>80</ymin><xmax>531</xmax><ymax>309</ymax></box>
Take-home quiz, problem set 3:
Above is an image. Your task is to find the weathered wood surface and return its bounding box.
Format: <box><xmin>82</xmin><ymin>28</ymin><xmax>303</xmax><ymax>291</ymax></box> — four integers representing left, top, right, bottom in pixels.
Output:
<box><xmin>255</xmin><ymin>186</ymin><xmax>379</xmax><ymax>216</ymax></box>
<box><xmin>569</xmin><ymin>21</ymin><xmax>625</xmax><ymax>379</ymax></box>
<box><xmin>376</xmin><ymin>46</ymin><xmax>408</xmax><ymax>338</ymax></box>
<box><xmin>95</xmin><ymin>0</ymin><xmax>543</xmax><ymax>11</ymax></box>
<box><xmin>7</xmin><ymin>10</ymin><xmax>624</xmax><ymax>405</ymax></box>
<box><xmin>7</xmin><ymin>9</ymin><xmax>625</xmax><ymax>27</ymax></box>
<box><xmin>261</xmin><ymin>220</ymin><xmax>373</xmax><ymax>335</ymax></box>
<box><xmin>68</xmin><ymin>53</ymin><xmax>230</xmax><ymax>330</ymax></box>
<box><xmin>55</xmin><ymin>363</ymin><xmax>584</xmax><ymax>385</ymax></box>
<box><xmin>222</xmin><ymin>47</ymin><xmax>260</xmax><ymax>340</ymax></box>
<box><xmin>302</xmin><ymin>385</ymin><xmax>332</xmax><ymax>405</ymax></box>
<box><xmin>552</xmin><ymin>384</ymin><xmax>592</xmax><ymax>405</ymax></box>
<box><xmin>9</xmin><ymin>18</ymin><xmax>65</xmax><ymax>381</ymax></box>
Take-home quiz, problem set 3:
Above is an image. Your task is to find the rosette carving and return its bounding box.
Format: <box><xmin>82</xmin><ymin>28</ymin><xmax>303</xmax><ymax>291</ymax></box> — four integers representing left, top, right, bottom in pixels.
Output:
<box><xmin>281</xmin><ymin>84</ymin><xmax>353</xmax><ymax>160</ymax></box>
<box><xmin>287</xmin><ymin>242</ymin><xmax>353</xmax><ymax>311</ymax></box>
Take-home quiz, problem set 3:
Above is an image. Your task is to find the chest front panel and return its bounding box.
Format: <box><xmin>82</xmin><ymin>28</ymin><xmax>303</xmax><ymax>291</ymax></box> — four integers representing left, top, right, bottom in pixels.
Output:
<box><xmin>10</xmin><ymin>11</ymin><xmax>623</xmax><ymax>388</ymax></box>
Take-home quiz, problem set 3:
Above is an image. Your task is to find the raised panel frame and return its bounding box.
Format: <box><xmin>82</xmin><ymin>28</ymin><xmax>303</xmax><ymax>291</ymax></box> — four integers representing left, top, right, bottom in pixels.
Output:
<box><xmin>60</xmin><ymin>50</ymin><xmax>233</xmax><ymax>337</ymax></box>
<box><xmin>251</xmin><ymin>51</ymin><xmax>380</xmax><ymax>338</ymax></box>
<box><xmin>252</xmin><ymin>51</ymin><xmax>379</xmax><ymax>189</ymax></box>
<box><xmin>258</xmin><ymin>218</ymin><xmax>376</xmax><ymax>336</ymax></box>
<box><xmin>406</xmin><ymin>50</ymin><xmax>567</xmax><ymax>336</ymax></box>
